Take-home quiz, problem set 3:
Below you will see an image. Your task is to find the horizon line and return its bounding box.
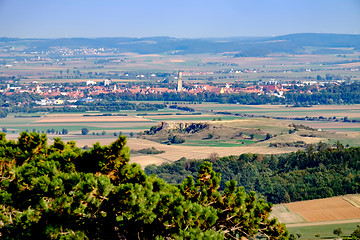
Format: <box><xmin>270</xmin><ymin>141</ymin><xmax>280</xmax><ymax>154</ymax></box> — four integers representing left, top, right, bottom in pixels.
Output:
<box><xmin>1</xmin><ymin>32</ymin><xmax>360</xmax><ymax>40</ymax></box>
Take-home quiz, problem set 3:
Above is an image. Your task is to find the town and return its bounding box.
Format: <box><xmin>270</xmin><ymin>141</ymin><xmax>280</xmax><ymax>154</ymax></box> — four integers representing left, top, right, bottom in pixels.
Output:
<box><xmin>0</xmin><ymin>69</ymin><xmax>352</xmax><ymax>107</ymax></box>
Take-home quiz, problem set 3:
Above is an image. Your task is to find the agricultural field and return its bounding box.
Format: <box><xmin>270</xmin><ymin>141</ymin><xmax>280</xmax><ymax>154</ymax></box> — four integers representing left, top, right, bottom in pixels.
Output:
<box><xmin>2</xmin><ymin>49</ymin><xmax>360</xmax><ymax>84</ymax></box>
<box><xmin>184</xmin><ymin>102</ymin><xmax>360</xmax><ymax>131</ymax></box>
<box><xmin>0</xmin><ymin>112</ymin><xmax>156</xmax><ymax>141</ymax></box>
<box><xmin>128</xmin><ymin>138</ymin><xmax>296</xmax><ymax>167</ymax></box>
<box><xmin>0</xmin><ymin>112</ymin><xmax>300</xmax><ymax>166</ymax></box>
<box><xmin>1</xmin><ymin>105</ymin><xmax>360</xmax><ymax>168</ymax></box>
<box><xmin>185</xmin><ymin>103</ymin><xmax>360</xmax><ymax>121</ymax></box>
<box><xmin>272</xmin><ymin>194</ymin><xmax>360</xmax><ymax>239</ymax></box>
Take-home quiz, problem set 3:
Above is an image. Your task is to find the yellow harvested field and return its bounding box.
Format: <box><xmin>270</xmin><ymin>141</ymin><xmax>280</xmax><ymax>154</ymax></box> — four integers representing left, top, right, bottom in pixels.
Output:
<box><xmin>202</xmin><ymin>56</ymin><xmax>272</xmax><ymax>64</ymax></box>
<box><xmin>130</xmin><ymin>155</ymin><xmax>171</xmax><ymax>166</ymax></box>
<box><xmin>36</xmin><ymin>115</ymin><xmax>153</xmax><ymax>123</ymax></box>
<box><xmin>68</xmin><ymin>138</ymin><xmax>118</xmax><ymax>147</ymax></box>
<box><xmin>295</xmin><ymin>121</ymin><xmax>360</xmax><ymax>130</ymax></box>
<box><xmin>267</xmin><ymin>133</ymin><xmax>324</xmax><ymax>144</ymax></box>
<box><xmin>284</xmin><ymin>195</ymin><xmax>360</xmax><ymax>222</ymax></box>
<box><xmin>127</xmin><ymin>138</ymin><xmax>296</xmax><ymax>167</ymax></box>
<box><xmin>122</xmin><ymin>52</ymin><xmax>161</xmax><ymax>58</ymax></box>
<box><xmin>83</xmin><ymin>122</ymin><xmax>152</xmax><ymax>128</ymax></box>
<box><xmin>338</xmin><ymin>62</ymin><xmax>360</xmax><ymax>67</ymax></box>
<box><xmin>190</xmin><ymin>103</ymin><xmax>360</xmax><ymax>118</ymax></box>
<box><xmin>170</xmin><ymin>59</ymin><xmax>185</xmax><ymax>62</ymax></box>
<box><xmin>144</xmin><ymin>114</ymin><xmax>217</xmax><ymax>120</ymax></box>
<box><xmin>343</xmin><ymin>194</ymin><xmax>360</xmax><ymax>208</ymax></box>
<box><xmin>271</xmin><ymin>205</ymin><xmax>305</xmax><ymax>224</ymax></box>
<box><xmin>52</xmin><ymin>137</ymin><xmax>290</xmax><ymax>167</ymax></box>
<box><xmin>216</xmin><ymin>118</ymin><xmax>289</xmax><ymax>127</ymax></box>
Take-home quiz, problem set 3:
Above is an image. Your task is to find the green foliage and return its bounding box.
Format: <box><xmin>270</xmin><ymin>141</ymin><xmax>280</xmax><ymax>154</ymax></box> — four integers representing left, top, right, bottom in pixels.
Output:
<box><xmin>265</xmin><ymin>133</ymin><xmax>273</xmax><ymax>140</ymax></box>
<box><xmin>61</xmin><ymin>128</ymin><xmax>68</xmax><ymax>135</ymax></box>
<box><xmin>81</xmin><ymin>127</ymin><xmax>89</xmax><ymax>135</ymax></box>
<box><xmin>146</xmin><ymin>142</ymin><xmax>360</xmax><ymax>204</ymax></box>
<box><xmin>351</xmin><ymin>225</ymin><xmax>360</xmax><ymax>238</ymax></box>
<box><xmin>131</xmin><ymin>147</ymin><xmax>165</xmax><ymax>155</ymax></box>
<box><xmin>333</xmin><ymin>227</ymin><xmax>343</xmax><ymax>236</ymax></box>
<box><xmin>168</xmin><ymin>134</ymin><xmax>185</xmax><ymax>144</ymax></box>
<box><xmin>0</xmin><ymin>132</ymin><xmax>287</xmax><ymax>239</ymax></box>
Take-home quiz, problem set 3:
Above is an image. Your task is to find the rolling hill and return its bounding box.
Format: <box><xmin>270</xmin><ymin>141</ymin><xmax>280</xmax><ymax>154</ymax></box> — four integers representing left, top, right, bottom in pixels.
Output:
<box><xmin>1</xmin><ymin>33</ymin><xmax>359</xmax><ymax>55</ymax></box>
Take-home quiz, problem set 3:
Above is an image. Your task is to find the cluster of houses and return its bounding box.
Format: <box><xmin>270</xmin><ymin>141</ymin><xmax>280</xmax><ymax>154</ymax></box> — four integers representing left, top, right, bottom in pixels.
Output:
<box><xmin>0</xmin><ymin>78</ymin><xmax>338</xmax><ymax>106</ymax></box>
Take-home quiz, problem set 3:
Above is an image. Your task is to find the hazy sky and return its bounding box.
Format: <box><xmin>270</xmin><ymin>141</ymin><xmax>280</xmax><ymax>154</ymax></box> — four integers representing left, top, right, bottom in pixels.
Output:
<box><xmin>0</xmin><ymin>0</ymin><xmax>359</xmax><ymax>38</ymax></box>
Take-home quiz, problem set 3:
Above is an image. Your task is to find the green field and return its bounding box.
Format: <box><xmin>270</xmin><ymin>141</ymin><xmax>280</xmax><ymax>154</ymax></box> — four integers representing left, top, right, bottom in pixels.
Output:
<box><xmin>8</xmin><ymin>50</ymin><xmax>360</xmax><ymax>84</ymax></box>
<box><xmin>182</xmin><ymin>139</ymin><xmax>256</xmax><ymax>147</ymax></box>
<box><xmin>146</xmin><ymin>115</ymin><xmax>242</xmax><ymax>121</ymax></box>
<box><xmin>1</xmin><ymin>102</ymin><xmax>360</xmax><ymax>148</ymax></box>
<box><xmin>288</xmin><ymin>222</ymin><xmax>359</xmax><ymax>240</ymax></box>
<box><xmin>188</xmin><ymin>103</ymin><xmax>360</xmax><ymax>118</ymax></box>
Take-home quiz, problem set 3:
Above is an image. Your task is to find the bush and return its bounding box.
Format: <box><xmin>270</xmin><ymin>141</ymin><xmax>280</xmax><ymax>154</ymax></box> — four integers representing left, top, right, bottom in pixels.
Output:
<box><xmin>81</xmin><ymin>127</ymin><xmax>89</xmax><ymax>135</ymax></box>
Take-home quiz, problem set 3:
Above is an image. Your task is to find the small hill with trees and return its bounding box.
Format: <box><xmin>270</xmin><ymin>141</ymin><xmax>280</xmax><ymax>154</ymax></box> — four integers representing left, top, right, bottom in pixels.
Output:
<box><xmin>141</xmin><ymin>118</ymin><xmax>294</xmax><ymax>145</ymax></box>
<box><xmin>139</xmin><ymin>118</ymin><xmax>340</xmax><ymax>151</ymax></box>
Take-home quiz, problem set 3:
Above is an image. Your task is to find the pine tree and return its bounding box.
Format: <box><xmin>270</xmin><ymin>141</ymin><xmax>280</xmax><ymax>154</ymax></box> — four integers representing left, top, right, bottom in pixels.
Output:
<box><xmin>0</xmin><ymin>132</ymin><xmax>289</xmax><ymax>239</ymax></box>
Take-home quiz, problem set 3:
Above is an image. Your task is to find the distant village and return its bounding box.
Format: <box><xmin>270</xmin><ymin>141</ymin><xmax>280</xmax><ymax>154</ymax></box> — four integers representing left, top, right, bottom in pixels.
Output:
<box><xmin>0</xmin><ymin>69</ymin><xmax>349</xmax><ymax>107</ymax></box>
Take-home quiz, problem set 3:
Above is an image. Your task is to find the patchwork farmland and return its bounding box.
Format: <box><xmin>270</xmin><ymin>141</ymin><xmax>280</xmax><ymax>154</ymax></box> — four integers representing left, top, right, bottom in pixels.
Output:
<box><xmin>272</xmin><ymin>194</ymin><xmax>360</xmax><ymax>239</ymax></box>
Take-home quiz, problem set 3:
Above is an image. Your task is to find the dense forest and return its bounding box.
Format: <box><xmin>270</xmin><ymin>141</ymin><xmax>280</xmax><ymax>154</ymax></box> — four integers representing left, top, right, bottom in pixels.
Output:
<box><xmin>145</xmin><ymin>142</ymin><xmax>360</xmax><ymax>204</ymax></box>
<box><xmin>0</xmin><ymin>132</ymin><xmax>288</xmax><ymax>239</ymax></box>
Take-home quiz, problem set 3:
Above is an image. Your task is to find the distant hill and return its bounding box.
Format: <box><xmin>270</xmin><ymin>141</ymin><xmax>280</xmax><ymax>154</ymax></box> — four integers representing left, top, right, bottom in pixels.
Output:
<box><xmin>277</xmin><ymin>33</ymin><xmax>360</xmax><ymax>48</ymax></box>
<box><xmin>1</xmin><ymin>33</ymin><xmax>359</xmax><ymax>56</ymax></box>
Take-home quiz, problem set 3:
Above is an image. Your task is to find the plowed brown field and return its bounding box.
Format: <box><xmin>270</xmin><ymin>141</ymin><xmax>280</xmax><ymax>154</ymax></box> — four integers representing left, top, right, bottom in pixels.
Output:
<box><xmin>285</xmin><ymin>196</ymin><xmax>360</xmax><ymax>222</ymax></box>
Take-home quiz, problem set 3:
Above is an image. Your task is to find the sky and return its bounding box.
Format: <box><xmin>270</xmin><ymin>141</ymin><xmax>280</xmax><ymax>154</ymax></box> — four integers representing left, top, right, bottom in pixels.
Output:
<box><xmin>0</xmin><ymin>0</ymin><xmax>359</xmax><ymax>38</ymax></box>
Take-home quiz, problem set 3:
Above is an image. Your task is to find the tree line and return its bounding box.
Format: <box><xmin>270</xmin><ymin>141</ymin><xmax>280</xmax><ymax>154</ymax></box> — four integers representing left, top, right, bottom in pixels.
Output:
<box><xmin>145</xmin><ymin>142</ymin><xmax>360</xmax><ymax>204</ymax></box>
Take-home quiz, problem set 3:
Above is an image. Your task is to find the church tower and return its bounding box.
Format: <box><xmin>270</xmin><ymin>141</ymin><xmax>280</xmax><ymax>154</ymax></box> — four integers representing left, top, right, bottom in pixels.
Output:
<box><xmin>177</xmin><ymin>70</ymin><xmax>182</xmax><ymax>92</ymax></box>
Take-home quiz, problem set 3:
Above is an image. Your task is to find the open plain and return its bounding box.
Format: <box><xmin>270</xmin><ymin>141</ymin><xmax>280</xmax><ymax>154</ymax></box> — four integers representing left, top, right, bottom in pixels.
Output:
<box><xmin>1</xmin><ymin>110</ymin><xmax>360</xmax><ymax>168</ymax></box>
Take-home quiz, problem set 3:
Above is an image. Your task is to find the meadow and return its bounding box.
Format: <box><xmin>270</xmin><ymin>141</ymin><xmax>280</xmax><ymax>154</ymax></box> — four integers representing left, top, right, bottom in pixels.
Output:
<box><xmin>2</xmin><ymin>107</ymin><xmax>360</xmax><ymax>169</ymax></box>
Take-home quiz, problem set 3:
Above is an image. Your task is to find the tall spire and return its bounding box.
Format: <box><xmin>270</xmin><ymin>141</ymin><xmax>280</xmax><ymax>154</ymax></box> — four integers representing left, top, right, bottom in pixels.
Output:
<box><xmin>177</xmin><ymin>70</ymin><xmax>182</xmax><ymax>92</ymax></box>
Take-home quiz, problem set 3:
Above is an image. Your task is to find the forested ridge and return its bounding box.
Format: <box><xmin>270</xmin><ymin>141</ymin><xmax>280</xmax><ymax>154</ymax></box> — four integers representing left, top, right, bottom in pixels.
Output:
<box><xmin>0</xmin><ymin>132</ymin><xmax>288</xmax><ymax>239</ymax></box>
<box><xmin>145</xmin><ymin>142</ymin><xmax>360</xmax><ymax>204</ymax></box>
